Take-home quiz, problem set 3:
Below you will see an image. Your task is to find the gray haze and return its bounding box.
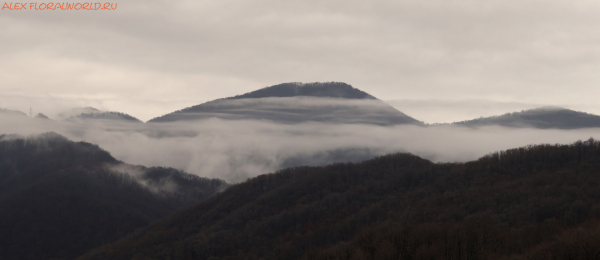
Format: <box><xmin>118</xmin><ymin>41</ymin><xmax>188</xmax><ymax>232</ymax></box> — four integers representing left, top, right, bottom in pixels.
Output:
<box><xmin>2</xmin><ymin>114</ymin><xmax>599</xmax><ymax>183</ymax></box>
<box><xmin>3</xmin><ymin>0</ymin><xmax>600</xmax><ymax>120</ymax></box>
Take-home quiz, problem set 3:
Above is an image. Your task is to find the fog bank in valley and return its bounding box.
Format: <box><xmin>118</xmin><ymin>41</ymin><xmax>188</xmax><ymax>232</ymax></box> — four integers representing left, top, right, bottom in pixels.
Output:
<box><xmin>2</xmin><ymin>114</ymin><xmax>599</xmax><ymax>183</ymax></box>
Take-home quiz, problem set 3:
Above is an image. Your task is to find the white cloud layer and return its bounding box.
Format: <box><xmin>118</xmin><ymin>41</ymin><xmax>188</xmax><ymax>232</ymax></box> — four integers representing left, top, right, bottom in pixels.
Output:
<box><xmin>2</xmin><ymin>116</ymin><xmax>599</xmax><ymax>183</ymax></box>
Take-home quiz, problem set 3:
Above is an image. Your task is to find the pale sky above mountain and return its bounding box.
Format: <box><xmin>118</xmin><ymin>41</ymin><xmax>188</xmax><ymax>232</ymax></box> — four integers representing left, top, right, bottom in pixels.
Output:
<box><xmin>2</xmin><ymin>0</ymin><xmax>600</xmax><ymax>122</ymax></box>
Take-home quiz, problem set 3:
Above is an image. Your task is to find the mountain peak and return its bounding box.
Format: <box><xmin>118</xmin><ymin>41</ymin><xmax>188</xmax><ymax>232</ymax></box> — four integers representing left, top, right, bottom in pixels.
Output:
<box><xmin>228</xmin><ymin>82</ymin><xmax>377</xmax><ymax>100</ymax></box>
<box><xmin>148</xmin><ymin>82</ymin><xmax>420</xmax><ymax>125</ymax></box>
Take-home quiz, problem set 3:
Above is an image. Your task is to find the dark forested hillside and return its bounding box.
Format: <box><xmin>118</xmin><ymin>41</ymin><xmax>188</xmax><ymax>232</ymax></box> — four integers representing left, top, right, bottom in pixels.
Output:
<box><xmin>453</xmin><ymin>106</ymin><xmax>600</xmax><ymax>129</ymax></box>
<box><xmin>148</xmin><ymin>82</ymin><xmax>422</xmax><ymax>125</ymax></box>
<box><xmin>80</xmin><ymin>138</ymin><xmax>600</xmax><ymax>260</ymax></box>
<box><xmin>0</xmin><ymin>133</ymin><xmax>227</xmax><ymax>260</ymax></box>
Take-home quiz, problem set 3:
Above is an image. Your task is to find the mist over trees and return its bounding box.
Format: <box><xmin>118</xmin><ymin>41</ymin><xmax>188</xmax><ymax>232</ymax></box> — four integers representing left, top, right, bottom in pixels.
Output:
<box><xmin>2</xmin><ymin>83</ymin><xmax>600</xmax><ymax>259</ymax></box>
<box><xmin>79</xmin><ymin>139</ymin><xmax>600</xmax><ymax>260</ymax></box>
<box><xmin>0</xmin><ymin>133</ymin><xmax>227</xmax><ymax>260</ymax></box>
<box><xmin>4</xmin><ymin>83</ymin><xmax>600</xmax><ymax>183</ymax></box>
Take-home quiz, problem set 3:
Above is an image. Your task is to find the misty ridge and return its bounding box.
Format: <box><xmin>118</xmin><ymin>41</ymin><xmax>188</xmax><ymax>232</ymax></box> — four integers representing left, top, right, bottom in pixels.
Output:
<box><xmin>0</xmin><ymin>132</ymin><xmax>228</xmax><ymax>200</ymax></box>
<box><xmin>0</xmin><ymin>132</ymin><xmax>227</xmax><ymax>260</ymax></box>
<box><xmin>80</xmin><ymin>138</ymin><xmax>600</xmax><ymax>260</ymax></box>
<box><xmin>2</xmin><ymin>82</ymin><xmax>600</xmax><ymax>183</ymax></box>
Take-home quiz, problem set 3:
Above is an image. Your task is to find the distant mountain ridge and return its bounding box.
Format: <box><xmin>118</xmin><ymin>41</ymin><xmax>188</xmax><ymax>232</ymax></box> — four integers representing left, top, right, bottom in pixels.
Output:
<box><xmin>452</xmin><ymin>106</ymin><xmax>600</xmax><ymax>129</ymax></box>
<box><xmin>149</xmin><ymin>82</ymin><xmax>422</xmax><ymax>125</ymax></box>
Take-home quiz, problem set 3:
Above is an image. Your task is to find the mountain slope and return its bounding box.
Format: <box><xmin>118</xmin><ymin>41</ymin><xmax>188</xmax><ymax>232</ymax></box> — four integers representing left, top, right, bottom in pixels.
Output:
<box><xmin>0</xmin><ymin>133</ymin><xmax>227</xmax><ymax>260</ymax></box>
<box><xmin>453</xmin><ymin>106</ymin><xmax>600</xmax><ymax>129</ymax></box>
<box><xmin>149</xmin><ymin>82</ymin><xmax>422</xmax><ymax>125</ymax></box>
<box><xmin>80</xmin><ymin>139</ymin><xmax>600</xmax><ymax>260</ymax></box>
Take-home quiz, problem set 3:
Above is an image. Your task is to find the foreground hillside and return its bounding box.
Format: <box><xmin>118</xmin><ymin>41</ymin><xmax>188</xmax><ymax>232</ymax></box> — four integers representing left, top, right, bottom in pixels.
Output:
<box><xmin>0</xmin><ymin>133</ymin><xmax>227</xmax><ymax>260</ymax></box>
<box><xmin>80</xmin><ymin>139</ymin><xmax>600</xmax><ymax>260</ymax></box>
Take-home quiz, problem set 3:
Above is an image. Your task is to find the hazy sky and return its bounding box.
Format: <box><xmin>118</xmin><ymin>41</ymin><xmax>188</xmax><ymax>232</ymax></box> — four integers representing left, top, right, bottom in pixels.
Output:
<box><xmin>2</xmin><ymin>0</ymin><xmax>600</xmax><ymax>122</ymax></box>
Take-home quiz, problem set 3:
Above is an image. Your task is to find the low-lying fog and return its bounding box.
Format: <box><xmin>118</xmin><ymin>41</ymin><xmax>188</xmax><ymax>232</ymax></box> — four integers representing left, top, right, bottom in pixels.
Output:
<box><xmin>2</xmin><ymin>115</ymin><xmax>599</xmax><ymax>183</ymax></box>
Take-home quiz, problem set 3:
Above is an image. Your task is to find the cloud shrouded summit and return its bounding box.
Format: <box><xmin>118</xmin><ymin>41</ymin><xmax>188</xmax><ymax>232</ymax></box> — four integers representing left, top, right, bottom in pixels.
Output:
<box><xmin>149</xmin><ymin>82</ymin><xmax>422</xmax><ymax>125</ymax></box>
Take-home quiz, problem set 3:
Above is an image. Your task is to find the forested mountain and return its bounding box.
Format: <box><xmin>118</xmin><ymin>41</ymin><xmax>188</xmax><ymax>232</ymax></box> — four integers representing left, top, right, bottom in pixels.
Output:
<box><xmin>58</xmin><ymin>107</ymin><xmax>143</xmax><ymax>123</ymax></box>
<box><xmin>453</xmin><ymin>106</ymin><xmax>600</xmax><ymax>129</ymax></box>
<box><xmin>0</xmin><ymin>133</ymin><xmax>227</xmax><ymax>260</ymax></box>
<box><xmin>80</xmin><ymin>138</ymin><xmax>600</xmax><ymax>260</ymax></box>
<box><xmin>148</xmin><ymin>82</ymin><xmax>422</xmax><ymax>125</ymax></box>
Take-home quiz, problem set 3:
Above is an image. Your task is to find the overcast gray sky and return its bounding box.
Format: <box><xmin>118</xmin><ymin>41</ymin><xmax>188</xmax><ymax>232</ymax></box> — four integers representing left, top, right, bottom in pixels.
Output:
<box><xmin>2</xmin><ymin>0</ymin><xmax>600</xmax><ymax>122</ymax></box>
